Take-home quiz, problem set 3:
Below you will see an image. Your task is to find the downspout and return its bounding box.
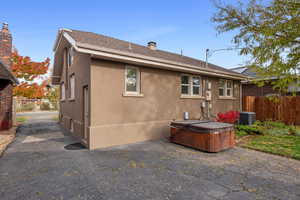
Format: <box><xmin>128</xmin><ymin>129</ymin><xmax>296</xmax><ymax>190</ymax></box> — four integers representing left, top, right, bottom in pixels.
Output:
<box><xmin>240</xmin><ymin>82</ymin><xmax>243</xmax><ymax>111</ymax></box>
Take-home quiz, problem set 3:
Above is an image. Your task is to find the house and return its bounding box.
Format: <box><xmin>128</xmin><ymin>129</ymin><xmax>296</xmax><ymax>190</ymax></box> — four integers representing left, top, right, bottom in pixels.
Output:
<box><xmin>52</xmin><ymin>29</ymin><xmax>246</xmax><ymax>149</ymax></box>
<box><xmin>231</xmin><ymin>66</ymin><xmax>300</xmax><ymax>96</ymax></box>
<box><xmin>0</xmin><ymin>23</ymin><xmax>18</xmax><ymax>130</ymax></box>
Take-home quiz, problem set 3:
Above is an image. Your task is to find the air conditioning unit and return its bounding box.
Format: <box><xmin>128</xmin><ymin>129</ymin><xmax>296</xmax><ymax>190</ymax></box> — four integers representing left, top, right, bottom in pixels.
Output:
<box><xmin>239</xmin><ymin>112</ymin><xmax>256</xmax><ymax>125</ymax></box>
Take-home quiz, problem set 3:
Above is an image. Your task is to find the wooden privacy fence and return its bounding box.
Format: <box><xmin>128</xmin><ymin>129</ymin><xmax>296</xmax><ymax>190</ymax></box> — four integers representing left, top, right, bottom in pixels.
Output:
<box><xmin>243</xmin><ymin>96</ymin><xmax>300</xmax><ymax>125</ymax></box>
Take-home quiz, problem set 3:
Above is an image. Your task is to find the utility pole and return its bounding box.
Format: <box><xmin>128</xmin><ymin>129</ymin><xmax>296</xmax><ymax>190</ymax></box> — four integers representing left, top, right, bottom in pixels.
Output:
<box><xmin>205</xmin><ymin>47</ymin><xmax>242</xmax><ymax>68</ymax></box>
<box><xmin>205</xmin><ymin>49</ymin><xmax>209</xmax><ymax>68</ymax></box>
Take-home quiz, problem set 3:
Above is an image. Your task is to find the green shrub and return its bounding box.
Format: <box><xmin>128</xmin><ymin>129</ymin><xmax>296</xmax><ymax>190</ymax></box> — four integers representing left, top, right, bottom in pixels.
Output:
<box><xmin>264</xmin><ymin>128</ymin><xmax>290</xmax><ymax>136</ymax></box>
<box><xmin>235</xmin><ymin>130</ymin><xmax>248</xmax><ymax>138</ymax></box>
<box><xmin>237</xmin><ymin>121</ymin><xmax>300</xmax><ymax>137</ymax></box>
<box><xmin>235</xmin><ymin>124</ymin><xmax>262</xmax><ymax>135</ymax></box>
<box><xmin>40</xmin><ymin>102</ymin><xmax>50</xmax><ymax>111</ymax></box>
<box><xmin>262</xmin><ymin>121</ymin><xmax>287</xmax><ymax>129</ymax></box>
<box><xmin>288</xmin><ymin>126</ymin><xmax>300</xmax><ymax>136</ymax></box>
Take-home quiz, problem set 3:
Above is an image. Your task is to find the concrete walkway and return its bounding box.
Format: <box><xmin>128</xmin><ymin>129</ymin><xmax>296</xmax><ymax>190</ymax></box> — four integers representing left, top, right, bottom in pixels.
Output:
<box><xmin>0</xmin><ymin>113</ymin><xmax>300</xmax><ymax>200</ymax></box>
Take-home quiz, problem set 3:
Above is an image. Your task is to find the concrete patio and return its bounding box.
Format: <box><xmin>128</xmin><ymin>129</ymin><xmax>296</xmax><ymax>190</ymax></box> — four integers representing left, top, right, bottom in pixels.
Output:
<box><xmin>0</xmin><ymin>112</ymin><xmax>299</xmax><ymax>200</ymax></box>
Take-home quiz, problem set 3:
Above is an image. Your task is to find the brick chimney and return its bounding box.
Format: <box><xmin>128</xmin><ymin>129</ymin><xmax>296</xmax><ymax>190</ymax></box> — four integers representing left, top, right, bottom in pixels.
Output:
<box><xmin>0</xmin><ymin>23</ymin><xmax>12</xmax><ymax>68</ymax></box>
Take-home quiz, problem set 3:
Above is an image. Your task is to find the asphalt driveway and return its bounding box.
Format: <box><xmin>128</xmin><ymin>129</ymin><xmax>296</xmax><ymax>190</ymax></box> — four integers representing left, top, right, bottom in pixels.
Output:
<box><xmin>1</xmin><ymin>113</ymin><xmax>300</xmax><ymax>200</ymax></box>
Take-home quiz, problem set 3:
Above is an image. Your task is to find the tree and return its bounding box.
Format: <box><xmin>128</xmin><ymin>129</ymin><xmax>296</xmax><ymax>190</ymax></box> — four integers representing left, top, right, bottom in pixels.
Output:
<box><xmin>212</xmin><ymin>0</ymin><xmax>300</xmax><ymax>94</ymax></box>
<box><xmin>11</xmin><ymin>50</ymin><xmax>50</xmax><ymax>98</ymax></box>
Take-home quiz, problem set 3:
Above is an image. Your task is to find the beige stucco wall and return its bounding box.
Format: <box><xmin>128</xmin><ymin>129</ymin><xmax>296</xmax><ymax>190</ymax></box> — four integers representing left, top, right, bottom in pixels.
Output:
<box><xmin>59</xmin><ymin>49</ymin><xmax>90</xmax><ymax>144</ymax></box>
<box><xmin>89</xmin><ymin>59</ymin><xmax>241</xmax><ymax>149</ymax></box>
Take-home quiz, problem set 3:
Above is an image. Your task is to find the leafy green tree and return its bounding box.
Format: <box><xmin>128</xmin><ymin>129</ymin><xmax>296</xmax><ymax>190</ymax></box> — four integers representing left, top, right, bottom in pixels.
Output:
<box><xmin>212</xmin><ymin>0</ymin><xmax>300</xmax><ymax>94</ymax></box>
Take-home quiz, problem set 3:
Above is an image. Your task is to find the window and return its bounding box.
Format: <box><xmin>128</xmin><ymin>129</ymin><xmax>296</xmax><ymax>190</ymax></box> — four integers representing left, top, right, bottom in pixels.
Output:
<box><xmin>219</xmin><ymin>79</ymin><xmax>233</xmax><ymax>97</ymax></box>
<box><xmin>181</xmin><ymin>75</ymin><xmax>202</xmax><ymax>96</ymax></box>
<box><xmin>70</xmin><ymin>119</ymin><xmax>74</xmax><ymax>132</ymax></box>
<box><xmin>67</xmin><ymin>47</ymin><xmax>73</xmax><ymax>67</ymax></box>
<box><xmin>226</xmin><ymin>81</ymin><xmax>232</xmax><ymax>96</ymax></box>
<box><xmin>125</xmin><ymin>66</ymin><xmax>140</xmax><ymax>94</ymax></box>
<box><xmin>61</xmin><ymin>82</ymin><xmax>65</xmax><ymax>100</ymax></box>
<box><xmin>192</xmin><ymin>76</ymin><xmax>201</xmax><ymax>95</ymax></box>
<box><xmin>69</xmin><ymin>74</ymin><xmax>75</xmax><ymax>99</ymax></box>
<box><xmin>181</xmin><ymin>75</ymin><xmax>189</xmax><ymax>95</ymax></box>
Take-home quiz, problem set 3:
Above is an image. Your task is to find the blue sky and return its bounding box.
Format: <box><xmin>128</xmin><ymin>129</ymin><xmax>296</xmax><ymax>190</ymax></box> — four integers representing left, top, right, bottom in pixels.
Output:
<box><xmin>1</xmin><ymin>0</ymin><xmax>248</xmax><ymax>70</ymax></box>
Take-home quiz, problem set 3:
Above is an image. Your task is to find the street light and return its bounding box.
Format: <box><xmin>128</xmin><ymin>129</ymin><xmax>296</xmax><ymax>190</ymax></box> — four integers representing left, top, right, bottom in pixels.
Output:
<box><xmin>205</xmin><ymin>47</ymin><xmax>242</xmax><ymax>68</ymax></box>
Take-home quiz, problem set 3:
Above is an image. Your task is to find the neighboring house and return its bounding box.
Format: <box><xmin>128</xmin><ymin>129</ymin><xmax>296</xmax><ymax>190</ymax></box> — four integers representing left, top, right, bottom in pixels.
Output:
<box><xmin>0</xmin><ymin>23</ymin><xmax>18</xmax><ymax>130</ymax></box>
<box><xmin>52</xmin><ymin>28</ymin><xmax>246</xmax><ymax>149</ymax></box>
<box><xmin>231</xmin><ymin>66</ymin><xmax>300</xmax><ymax>96</ymax></box>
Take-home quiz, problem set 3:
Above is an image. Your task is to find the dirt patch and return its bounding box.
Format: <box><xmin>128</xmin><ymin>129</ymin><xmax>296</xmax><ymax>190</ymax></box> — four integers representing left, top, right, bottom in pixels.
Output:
<box><xmin>0</xmin><ymin>127</ymin><xmax>17</xmax><ymax>156</ymax></box>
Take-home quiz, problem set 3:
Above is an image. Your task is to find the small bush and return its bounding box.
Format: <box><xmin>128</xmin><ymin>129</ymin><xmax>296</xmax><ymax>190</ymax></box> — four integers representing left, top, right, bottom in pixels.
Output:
<box><xmin>262</xmin><ymin>121</ymin><xmax>287</xmax><ymax>129</ymax></box>
<box><xmin>251</xmin><ymin>120</ymin><xmax>300</xmax><ymax>136</ymax></box>
<box><xmin>40</xmin><ymin>102</ymin><xmax>50</xmax><ymax>111</ymax></box>
<box><xmin>289</xmin><ymin>127</ymin><xmax>300</xmax><ymax>136</ymax></box>
<box><xmin>235</xmin><ymin>130</ymin><xmax>249</xmax><ymax>138</ymax></box>
<box><xmin>235</xmin><ymin>124</ymin><xmax>262</xmax><ymax>135</ymax></box>
<box><xmin>216</xmin><ymin>110</ymin><xmax>239</xmax><ymax>124</ymax></box>
<box><xmin>264</xmin><ymin>128</ymin><xmax>290</xmax><ymax>136</ymax></box>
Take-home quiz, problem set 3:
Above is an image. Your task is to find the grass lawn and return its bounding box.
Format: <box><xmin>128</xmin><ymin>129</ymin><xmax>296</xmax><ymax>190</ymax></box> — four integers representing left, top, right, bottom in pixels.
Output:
<box><xmin>16</xmin><ymin>116</ymin><xmax>27</xmax><ymax>123</ymax></box>
<box><xmin>240</xmin><ymin>135</ymin><xmax>300</xmax><ymax>160</ymax></box>
<box><xmin>235</xmin><ymin>130</ymin><xmax>249</xmax><ymax>139</ymax></box>
<box><xmin>235</xmin><ymin>121</ymin><xmax>300</xmax><ymax>160</ymax></box>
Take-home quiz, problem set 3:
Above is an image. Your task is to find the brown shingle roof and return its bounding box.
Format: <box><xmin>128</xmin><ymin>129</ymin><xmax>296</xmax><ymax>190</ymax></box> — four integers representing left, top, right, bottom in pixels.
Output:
<box><xmin>67</xmin><ymin>29</ymin><xmax>243</xmax><ymax>77</ymax></box>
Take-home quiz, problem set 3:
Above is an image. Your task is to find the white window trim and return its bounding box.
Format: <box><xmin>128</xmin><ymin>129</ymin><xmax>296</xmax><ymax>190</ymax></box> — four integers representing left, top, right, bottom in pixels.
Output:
<box><xmin>70</xmin><ymin>119</ymin><xmax>74</xmax><ymax>132</ymax></box>
<box><xmin>191</xmin><ymin>76</ymin><xmax>202</xmax><ymax>96</ymax></box>
<box><xmin>61</xmin><ymin>82</ymin><xmax>65</xmax><ymax>101</ymax></box>
<box><xmin>69</xmin><ymin>74</ymin><xmax>75</xmax><ymax>100</ymax></box>
<box><xmin>124</xmin><ymin>65</ymin><xmax>142</xmax><ymax>96</ymax></box>
<box><xmin>181</xmin><ymin>74</ymin><xmax>203</xmax><ymax>98</ymax></box>
<box><xmin>219</xmin><ymin>79</ymin><xmax>233</xmax><ymax>97</ymax></box>
<box><xmin>66</xmin><ymin>47</ymin><xmax>73</xmax><ymax>68</ymax></box>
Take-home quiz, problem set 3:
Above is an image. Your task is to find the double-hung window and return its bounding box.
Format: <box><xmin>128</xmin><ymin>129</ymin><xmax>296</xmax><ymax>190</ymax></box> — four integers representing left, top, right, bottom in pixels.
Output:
<box><xmin>70</xmin><ymin>119</ymin><xmax>74</xmax><ymax>132</ymax></box>
<box><xmin>61</xmin><ymin>82</ymin><xmax>65</xmax><ymax>100</ymax></box>
<box><xmin>125</xmin><ymin>66</ymin><xmax>140</xmax><ymax>94</ymax></box>
<box><xmin>219</xmin><ymin>79</ymin><xmax>233</xmax><ymax>97</ymax></box>
<box><xmin>181</xmin><ymin>75</ymin><xmax>202</xmax><ymax>96</ymax></box>
<box><xmin>69</xmin><ymin>74</ymin><xmax>75</xmax><ymax>99</ymax></box>
<box><xmin>192</xmin><ymin>76</ymin><xmax>201</xmax><ymax>95</ymax></box>
<box><xmin>181</xmin><ymin>75</ymin><xmax>190</xmax><ymax>95</ymax></box>
<box><xmin>67</xmin><ymin>47</ymin><xmax>73</xmax><ymax>68</ymax></box>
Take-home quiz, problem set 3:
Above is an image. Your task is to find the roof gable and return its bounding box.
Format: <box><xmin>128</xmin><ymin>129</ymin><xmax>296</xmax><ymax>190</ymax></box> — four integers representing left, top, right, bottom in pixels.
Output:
<box><xmin>52</xmin><ymin>28</ymin><xmax>247</xmax><ymax>83</ymax></box>
<box><xmin>68</xmin><ymin>29</ymin><xmax>243</xmax><ymax>77</ymax></box>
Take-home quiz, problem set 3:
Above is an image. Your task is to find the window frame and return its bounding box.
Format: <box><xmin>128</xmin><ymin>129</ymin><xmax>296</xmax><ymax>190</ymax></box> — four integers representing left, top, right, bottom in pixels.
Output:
<box><xmin>69</xmin><ymin>74</ymin><xmax>75</xmax><ymax>100</ymax></box>
<box><xmin>191</xmin><ymin>76</ymin><xmax>202</xmax><ymax>96</ymax></box>
<box><xmin>70</xmin><ymin>119</ymin><xmax>74</xmax><ymax>132</ymax></box>
<box><xmin>219</xmin><ymin>79</ymin><xmax>233</xmax><ymax>97</ymax></box>
<box><xmin>61</xmin><ymin>82</ymin><xmax>65</xmax><ymax>101</ymax></box>
<box><xmin>181</xmin><ymin>75</ymin><xmax>190</xmax><ymax>95</ymax></box>
<box><xmin>124</xmin><ymin>65</ymin><xmax>141</xmax><ymax>95</ymax></box>
<box><xmin>66</xmin><ymin>47</ymin><xmax>73</xmax><ymax>68</ymax></box>
<box><xmin>180</xmin><ymin>74</ymin><xmax>202</xmax><ymax>97</ymax></box>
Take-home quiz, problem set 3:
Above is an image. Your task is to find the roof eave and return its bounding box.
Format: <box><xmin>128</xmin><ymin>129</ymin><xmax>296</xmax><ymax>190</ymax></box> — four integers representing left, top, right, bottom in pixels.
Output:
<box><xmin>0</xmin><ymin>60</ymin><xmax>19</xmax><ymax>85</ymax></box>
<box><xmin>75</xmin><ymin>42</ymin><xmax>247</xmax><ymax>80</ymax></box>
<box><xmin>53</xmin><ymin>31</ymin><xmax>247</xmax><ymax>81</ymax></box>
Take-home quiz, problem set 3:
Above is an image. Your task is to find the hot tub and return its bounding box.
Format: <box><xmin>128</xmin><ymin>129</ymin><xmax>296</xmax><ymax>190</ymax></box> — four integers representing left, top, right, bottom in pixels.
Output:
<box><xmin>170</xmin><ymin>120</ymin><xmax>235</xmax><ymax>152</ymax></box>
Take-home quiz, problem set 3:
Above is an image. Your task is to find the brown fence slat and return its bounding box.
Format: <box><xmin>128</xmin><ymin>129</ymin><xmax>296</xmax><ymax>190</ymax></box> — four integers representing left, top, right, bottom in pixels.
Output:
<box><xmin>242</xmin><ymin>96</ymin><xmax>300</xmax><ymax>125</ymax></box>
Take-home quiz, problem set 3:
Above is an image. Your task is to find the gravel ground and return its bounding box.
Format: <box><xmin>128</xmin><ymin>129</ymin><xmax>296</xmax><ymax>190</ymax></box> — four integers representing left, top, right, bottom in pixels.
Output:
<box><xmin>0</xmin><ymin>112</ymin><xmax>299</xmax><ymax>200</ymax></box>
